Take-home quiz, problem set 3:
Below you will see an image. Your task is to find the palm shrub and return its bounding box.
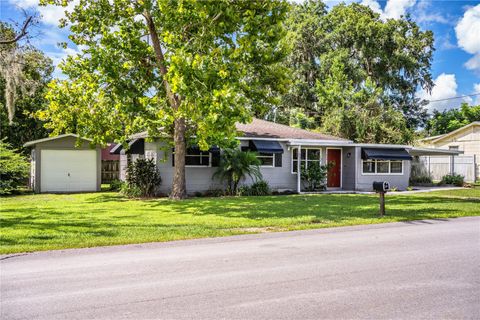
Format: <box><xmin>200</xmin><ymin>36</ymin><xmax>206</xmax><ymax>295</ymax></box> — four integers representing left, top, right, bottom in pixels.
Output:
<box><xmin>124</xmin><ymin>158</ymin><xmax>161</xmax><ymax>197</ymax></box>
<box><xmin>213</xmin><ymin>148</ymin><xmax>262</xmax><ymax>195</ymax></box>
<box><xmin>0</xmin><ymin>140</ymin><xmax>30</xmax><ymax>195</ymax></box>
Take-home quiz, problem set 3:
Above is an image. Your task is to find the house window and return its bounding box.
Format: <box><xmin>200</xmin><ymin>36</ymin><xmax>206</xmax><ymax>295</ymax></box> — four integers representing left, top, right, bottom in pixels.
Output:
<box><xmin>390</xmin><ymin>160</ymin><xmax>402</xmax><ymax>173</ymax></box>
<box><xmin>449</xmin><ymin>145</ymin><xmax>459</xmax><ymax>150</ymax></box>
<box><xmin>362</xmin><ymin>160</ymin><xmax>376</xmax><ymax>174</ymax></box>
<box><xmin>185</xmin><ymin>149</ymin><xmax>210</xmax><ymax>166</ymax></box>
<box><xmin>362</xmin><ymin>160</ymin><xmax>403</xmax><ymax>174</ymax></box>
<box><xmin>257</xmin><ymin>152</ymin><xmax>275</xmax><ymax>167</ymax></box>
<box><xmin>292</xmin><ymin>148</ymin><xmax>322</xmax><ymax>173</ymax></box>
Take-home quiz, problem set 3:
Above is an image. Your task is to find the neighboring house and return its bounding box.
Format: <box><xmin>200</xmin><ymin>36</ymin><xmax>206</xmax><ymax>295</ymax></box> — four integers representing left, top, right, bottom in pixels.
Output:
<box><xmin>23</xmin><ymin>134</ymin><xmax>102</xmax><ymax>193</ymax></box>
<box><xmin>418</xmin><ymin>122</ymin><xmax>479</xmax><ymax>182</ymax></box>
<box><xmin>101</xmin><ymin>144</ymin><xmax>120</xmax><ymax>183</ymax></box>
<box><xmin>112</xmin><ymin>118</ymin><xmax>457</xmax><ymax>194</ymax></box>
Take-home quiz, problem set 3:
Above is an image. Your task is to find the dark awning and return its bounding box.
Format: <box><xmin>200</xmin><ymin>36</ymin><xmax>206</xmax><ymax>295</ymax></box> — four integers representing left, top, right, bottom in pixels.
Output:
<box><xmin>249</xmin><ymin>140</ymin><xmax>284</xmax><ymax>153</ymax></box>
<box><xmin>110</xmin><ymin>139</ymin><xmax>145</xmax><ymax>155</ymax></box>
<box><xmin>362</xmin><ymin>148</ymin><xmax>412</xmax><ymax>161</ymax></box>
<box><xmin>189</xmin><ymin>145</ymin><xmax>220</xmax><ymax>152</ymax></box>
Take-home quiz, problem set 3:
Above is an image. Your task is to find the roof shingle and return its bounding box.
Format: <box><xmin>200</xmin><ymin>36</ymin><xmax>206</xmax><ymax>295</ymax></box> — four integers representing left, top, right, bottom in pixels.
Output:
<box><xmin>235</xmin><ymin>118</ymin><xmax>348</xmax><ymax>141</ymax></box>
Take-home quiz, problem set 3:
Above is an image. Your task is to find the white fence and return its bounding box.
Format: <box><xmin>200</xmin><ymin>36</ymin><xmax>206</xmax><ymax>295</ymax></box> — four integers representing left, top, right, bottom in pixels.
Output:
<box><xmin>418</xmin><ymin>155</ymin><xmax>478</xmax><ymax>182</ymax></box>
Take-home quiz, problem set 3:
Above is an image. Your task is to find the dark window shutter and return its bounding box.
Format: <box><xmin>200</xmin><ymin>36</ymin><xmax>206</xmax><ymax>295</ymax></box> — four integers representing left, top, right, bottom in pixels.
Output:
<box><xmin>211</xmin><ymin>151</ymin><xmax>221</xmax><ymax>167</ymax></box>
<box><xmin>241</xmin><ymin>146</ymin><xmax>250</xmax><ymax>152</ymax></box>
<box><xmin>274</xmin><ymin>153</ymin><xmax>282</xmax><ymax>167</ymax></box>
<box><xmin>171</xmin><ymin>148</ymin><xmax>175</xmax><ymax>166</ymax></box>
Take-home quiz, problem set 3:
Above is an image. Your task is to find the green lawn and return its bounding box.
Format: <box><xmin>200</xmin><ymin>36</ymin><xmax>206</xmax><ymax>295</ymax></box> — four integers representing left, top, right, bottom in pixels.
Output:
<box><xmin>1</xmin><ymin>189</ymin><xmax>479</xmax><ymax>254</ymax></box>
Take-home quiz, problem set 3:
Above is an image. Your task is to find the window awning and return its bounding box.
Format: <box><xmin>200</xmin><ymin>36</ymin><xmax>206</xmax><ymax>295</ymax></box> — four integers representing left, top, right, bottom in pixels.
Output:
<box><xmin>249</xmin><ymin>140</ymin><xmax>284</xmax><ymax>153</ymax></box>
<box><xmin>361</xmin><ymin>148</ymin><xmax>412</xmax><ymax>161</ymax></box>
<box><xmin>110</xmin><ymin>139</ymin><xmax>145</xmax><ymax>155</ymax></box>
<box><xmin>189</xmin><ymin>145</ymin><xmax>220</xmax><ymax>152</ymax></box>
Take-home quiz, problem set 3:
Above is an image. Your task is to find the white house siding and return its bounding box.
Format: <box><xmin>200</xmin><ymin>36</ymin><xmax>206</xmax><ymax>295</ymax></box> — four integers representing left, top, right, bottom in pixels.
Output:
<box><xmin>354</xmin><ymin>147</ymin><xmax>411</xmax><ymax>191</ymax></box>
<box><xmin>430</xmin><ymin>125</ymin><xmax>479</xmax><ymax>181</ymax></box>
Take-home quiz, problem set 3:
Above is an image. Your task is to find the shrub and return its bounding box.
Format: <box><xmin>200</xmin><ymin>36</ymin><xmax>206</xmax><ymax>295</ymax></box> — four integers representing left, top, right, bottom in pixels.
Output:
<box><xmin>0</xmin><ymin>140</ymin><xmax>30</xmax><ymax>195</ymax></box>
<box><xmin>238</xmin><ymin>180</ymin><xmax>271</xmax><ymax>196</ymax></box>
<box><xmin>204</xmin><ymin>189</ymin><xmax>225</xmax><ymax>197</ymax></box>
<box><xmin>124</xmin><ymin>158</ymin><xmax>161</xmax><ymax>197</ymax></box>
<box><xmin>300</xmin><ymin>162</ymin><xmax>333</xmax><ymax>191</ymax></box>
<box><xmin>120</xmin><ymin>183</ymin><xmax>142</xmax><ymax>198</ymax></box>
<box><xmin>109</xmin><ymin>179</ymin><xmax>124</xmax><ymax>191</ymax></box>
<box><xmin>213</xmin><ymin>148</ymin><xmax>262</xmax><ymax>195</ymax></box>
<box><xmin>440</xmin><ymin>174</ymin><xmax>464</xmax><ymax>187</ymax></box>
<box><xmin>409</xmin><ymin>174</ymin><xmax>433</xmax><ymax>185</ymax></box>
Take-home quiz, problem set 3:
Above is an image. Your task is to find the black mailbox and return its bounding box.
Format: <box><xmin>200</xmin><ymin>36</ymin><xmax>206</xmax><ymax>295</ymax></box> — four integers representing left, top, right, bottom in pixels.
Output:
<box><xmin>373</xmin><ymin>181</ymin><xmax>389</xmax><ymax>193</ymax></box>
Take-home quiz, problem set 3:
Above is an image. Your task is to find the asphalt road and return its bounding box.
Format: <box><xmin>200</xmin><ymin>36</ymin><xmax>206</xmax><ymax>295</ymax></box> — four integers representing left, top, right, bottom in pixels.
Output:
<box><xmin>1</xmin><ymin>217</ymin><xmax>480</xmax><ymax>320</ymax></box>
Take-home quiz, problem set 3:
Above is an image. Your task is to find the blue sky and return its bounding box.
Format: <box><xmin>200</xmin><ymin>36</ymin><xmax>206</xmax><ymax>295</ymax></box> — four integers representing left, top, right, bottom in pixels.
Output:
<box><xmin>1</xmin><ymin>0</ymin><xmax>479</xmax><ymax>112</ymax></box>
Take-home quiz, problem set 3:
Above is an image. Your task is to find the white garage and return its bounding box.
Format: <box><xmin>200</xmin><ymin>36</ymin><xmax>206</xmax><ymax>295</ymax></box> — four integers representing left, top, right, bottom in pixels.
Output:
<box><xmin>24</xmin><ymin>134</ymin><xmax>101</xmax><ymax>193</ymax></box>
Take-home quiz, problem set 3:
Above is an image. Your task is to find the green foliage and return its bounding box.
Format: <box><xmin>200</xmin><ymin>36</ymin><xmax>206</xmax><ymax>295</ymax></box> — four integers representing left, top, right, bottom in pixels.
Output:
<box><xmin>109</xmin><ymin>179</ymin><xmax>124</xmax><ymax>191</ymax></box>
<box><xmin>425</xmin><ymin>103</ymin><xmax>480</xmax><ymax>136</ymax></box>
<box><xmin>238</xmin><ymin>180</ymin><xmax>271</xmax><ymax>196</ymax></box>
<box><xmin>440</xmin><ymin>174</ymin><xmax>464</xmax><ymax>187</ymax></box>
<box><xmin>275</xmin><ymin>1</ymin><xmax>433</xmax><ymax>143</ymax></box>
<box><xmin>409</xmin><ymin>158</ymin><xmax>433</xmax><ymax>185</ymax></box>
<box><xmin>300</xmin><ymin>162</ymin><xmax>332</xmax><ymax>191</ymax></box>
<box><xmin>213</xmin><ymin>149</ymin><xmax>262</xmax><ymax>195</ymax></box>
<box><xmin>409</xmin><ymin>174</ymin><xmax>433</xmax><ymax>185</ymax></box>
<box><xmin>38</xmin><ymin>0</ymin><xmax>288</xmax><ymax>149</ymax></box>
<box><xmin>0</xmin><ymin>140</ymin><xmax>30</xmax><ymax>194</ymax></box>
<box><xmin>124</xmin><ymin>158</ymin><xmax>161</xmax><ymax>197</ymax></box>
<box><xmin>0</xmin><ymin>22</ymin><xmax>54</xmax><ymax>152</ymax></box>
<box><xmin>204</xmin><ymin>189</ymin><xmax>225</xmax><ymax>198</ymax></box>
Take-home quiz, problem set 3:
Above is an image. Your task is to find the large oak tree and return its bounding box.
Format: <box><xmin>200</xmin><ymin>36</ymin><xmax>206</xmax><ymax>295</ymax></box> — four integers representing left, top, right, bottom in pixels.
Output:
<box><xmin>39</xmin><ymin>0</ymin><xmax>288</xmax><ymax>199</ymax></box>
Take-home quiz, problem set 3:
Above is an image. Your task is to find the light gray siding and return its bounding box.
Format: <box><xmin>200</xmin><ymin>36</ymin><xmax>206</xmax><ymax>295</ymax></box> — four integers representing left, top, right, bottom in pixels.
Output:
<box><xmin>121</xmin><ymin>141</ymin><xmax>413</xmax><ymax>194</ymax></box>
<box><xmin>32</xmin><ymin>136</ymin><xmax>101</xmax><ymax>193</ymax></box>
<box><xmin>354</xmin><ymin>147</ymin><xmax>411</xmax><ymax>191</ymax></box>
<box><xmin>341</xmin><ymin>146</ymin><xmax>356</xmax><ymax>190</ymax></box>
<box><xmin>134</xmin><ymin>140</ymin><xmax>298</xmax><ymax>195</ymax></box>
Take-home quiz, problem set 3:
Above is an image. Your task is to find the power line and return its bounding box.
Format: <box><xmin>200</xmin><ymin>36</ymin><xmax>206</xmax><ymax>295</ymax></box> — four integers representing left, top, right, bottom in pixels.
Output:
<box><xmin>427</xmin><ymin>92</ymin><xmax>480</xmax><ymax>103</ymax></box>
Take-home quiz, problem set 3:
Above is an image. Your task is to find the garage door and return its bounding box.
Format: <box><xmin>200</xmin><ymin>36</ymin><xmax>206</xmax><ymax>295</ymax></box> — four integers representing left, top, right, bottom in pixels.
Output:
<box><xmin>41</xmin><ymin>150</ymin><xmax>97</xmax><ymax>192</ymax></box>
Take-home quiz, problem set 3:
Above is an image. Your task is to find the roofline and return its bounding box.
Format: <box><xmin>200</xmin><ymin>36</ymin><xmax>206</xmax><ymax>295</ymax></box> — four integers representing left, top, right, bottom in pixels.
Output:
<box><xmin>238</xmin><ymin>137</ymin><xmax>352</xmax><ymax>143</ymax></box>
<box><xmin>424</xmin><ymin>121</ymin><xmax>480</xmax><ymax>143</ymax></box>
<box><xmin>409</xmin><ymin>147</ymin><xmax>463</xmax><ymax>156</ymax></box>
<box><xmin>23</xmin><ymin>134</ymin><xmax>93</xmax><ymax>147</ymax></box>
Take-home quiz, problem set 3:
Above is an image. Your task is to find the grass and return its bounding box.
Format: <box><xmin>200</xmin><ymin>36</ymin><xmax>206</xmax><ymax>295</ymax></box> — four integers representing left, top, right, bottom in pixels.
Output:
<box><xmin>1</xmin><ymin>189</ymin><xmax>479</xmax><ymax>254</ymax></box>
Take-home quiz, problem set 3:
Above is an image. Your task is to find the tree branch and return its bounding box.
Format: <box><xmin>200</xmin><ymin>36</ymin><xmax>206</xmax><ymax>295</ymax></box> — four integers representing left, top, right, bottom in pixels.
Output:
<box><xmin>0</xmin><ymin>16</ymin><xmax>33</xmax><ymax>45</ymax></box>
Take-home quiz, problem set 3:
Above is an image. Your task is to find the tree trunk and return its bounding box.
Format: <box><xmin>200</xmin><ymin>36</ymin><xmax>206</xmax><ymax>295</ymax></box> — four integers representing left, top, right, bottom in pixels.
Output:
<box><xmin>144</xmin><ymin>10</ymin><xmax>187</xmax><ymax>199</ymax></box>
<box><xmin>170</xmin><ymin>117</ymin><xmax>187</xmax><ymax>199</ymax></box>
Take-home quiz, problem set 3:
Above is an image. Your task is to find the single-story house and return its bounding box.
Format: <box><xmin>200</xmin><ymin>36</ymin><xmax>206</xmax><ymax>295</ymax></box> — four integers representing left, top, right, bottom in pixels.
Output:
<box><xmin>417</xmin><ymin>122</ymin><xmax>479</xmax><ymax>181</ymax></box>
<box><xmin>24</xmin><ymin>134</ymin><xmax>102</xmax><ymax>193</ymax></box>
<box><xmin>112</xmin><ymin>118</ymin><xmax>460</xmax><ymax>194</ymax></box>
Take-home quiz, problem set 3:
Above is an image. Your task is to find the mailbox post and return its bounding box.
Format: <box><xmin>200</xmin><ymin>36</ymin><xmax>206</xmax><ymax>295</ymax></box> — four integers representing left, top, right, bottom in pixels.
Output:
<box><xmin>373</xmin><ymin>181</ymin><xmax>390</xmax><ymax>216</ymax></box>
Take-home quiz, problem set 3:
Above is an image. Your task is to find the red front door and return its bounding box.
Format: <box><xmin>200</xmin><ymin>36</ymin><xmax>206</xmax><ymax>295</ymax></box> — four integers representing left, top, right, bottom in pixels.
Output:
<box><xmin>327</xmin><ymin>149</ymin><xmax>341</xmax><ymax>188</ymax></box>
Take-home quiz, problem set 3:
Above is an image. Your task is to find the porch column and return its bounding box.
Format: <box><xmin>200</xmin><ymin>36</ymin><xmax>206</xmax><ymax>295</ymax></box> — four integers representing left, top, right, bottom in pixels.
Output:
<box><xmin>297</xmin><ymin>145</ymin><xmax>301</xmax><ymax>193</ymax></box>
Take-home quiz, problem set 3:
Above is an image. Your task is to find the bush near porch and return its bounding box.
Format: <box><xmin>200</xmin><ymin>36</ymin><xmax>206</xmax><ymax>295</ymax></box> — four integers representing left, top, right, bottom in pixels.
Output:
<box><xmin>1</xmin><ymin>189</ymin><xmax>479</xmax><ymax>254</ymax></box>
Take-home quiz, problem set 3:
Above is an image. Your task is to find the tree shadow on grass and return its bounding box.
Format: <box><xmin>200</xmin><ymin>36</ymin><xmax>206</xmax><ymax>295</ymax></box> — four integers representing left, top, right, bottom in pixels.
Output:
<box><xmin>145</xmin><ymin>194</ymin><xmax>479</xmax><ymax>223</ymax></box>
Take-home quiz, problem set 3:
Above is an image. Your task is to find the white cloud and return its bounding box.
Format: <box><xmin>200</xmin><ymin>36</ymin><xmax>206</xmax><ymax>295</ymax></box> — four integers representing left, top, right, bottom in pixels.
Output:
<box><xmin>417</xmin><ymin>73</ymin><xmax>468</xmax><ymax>111</ymax></box>
<box><xmin>474</xmin><ymin>83</ymin><xmax>480</xmax><ymax>105</ymax></box>
<box><xmin>360</xmin><ymin>0</ymin><xmax>382</xmax><ymax>14</ymax></box>
<box><xmin>465</xmin><ymin>54</ymin><xmax>480</xmax><ymax>72</ymax></box>
<box><xmin>383</xmin><ymin>0</ymin><xmax>416</xmax><ymax>19</ymax></box>
<box><xmin>413</xmin><ymin>0</ymin><xmax>451</xmax><ymax>26</ymax></box>
<box><xmin>9</xmin><ymin>0</ymin><xmax>78</xmax><ymax>26</ymax></box>
<box><xmin>455</xmin><ymin>4</ymin><xmax>480</xmax><ymax>72</ymax></box>
<box><xmin>360</xmin><ymin>0</ymin><xmax>416</xmax><ymax>20</ymax></box>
